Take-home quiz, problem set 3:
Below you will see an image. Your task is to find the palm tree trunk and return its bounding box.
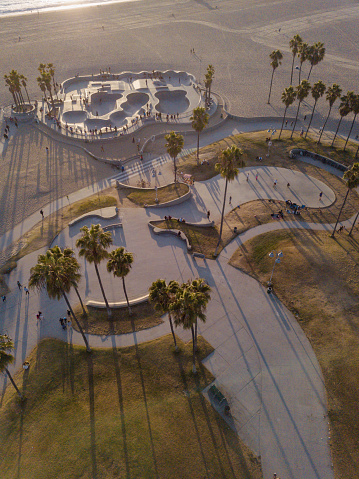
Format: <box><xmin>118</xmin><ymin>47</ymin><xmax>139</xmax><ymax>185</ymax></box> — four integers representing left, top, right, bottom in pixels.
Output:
<box><xmin>24</xmin><ymin>86</ymin><xmax>30</xmax><ymax>104</ymax></box>
<box><xmin>62</xmin><ymin>291</ymin><xmax>91</xmax><ymax>352</ymax></box>
<box><xmin>305</xmin><ymin>100</ymin><xmax>317</xmax><ymax>138</ymax></box>
<box><xmin>331</xmin><ymin>117</ymin><xmax>343</xmax><ymax>147</ymax></box>
<box><xmin>94</xmin><ymin>263</ymin><xmax>112</xmax><ymax>317</ymax></box>
<box><xmin>214</xmin><ymin>178</ymin><xmax>228</xmax><ymax>256</ymax></box>
<box><xmin>74</xmin><ymin>285</ymin><xmax>86</xmax><ymax>315</ymax></box>
<box><xmin>290</xmin><ymin>55</ymin><xmax>295</xmax><ymax>85</ymax></box>
<box><xmin>168</xmin><ymin>313</ymin><xmax>178</xmax><ymax>351</ymax></box>
<box><xmin>173</xmin><ymin>156</ymin><xmax>177</xmax><ymax>183</ymax></box>
<box><xmin>194</xmin><ymin>319</ymin><xmax>198</xmax><ymax>352</ymax></box>
<box><xmin>279</xmin><ymin>106</ymin><xmax>288</xmax><ymax>139</ymax></box>
<box><xmin>197</xmin><ymin>131</ymin><xmax>200</xmax><ymax>162</ymax></box>
<box><xmin>331</xmin><ymin>188</ymin><xmax>349</xmax><ymax>237</ymax></box>
<box><xmin>307</xmin><ymin>64</ymin><xmax>313</xmax><ymax>81</ymax></box>
<box><xmin>317</xmin><ymin>106</ymin><xmax>332</xmax><ymax>144</ymax></box>
<box><xmin>291</xmin><ymin>101</ymin><xmax>302</xmax><ymax>139</ymax></box>
<box><xmin>5</xmin><ymin>368</ymin><xmax>23</xmax><ymax>400</ymax></box>
<box><xmin>344</xmin><ymin>114</ymin><xmax>357</xmax><ymax>151</ymax></box>
<box><xmin>349</xmin><ymin>209</ymin><xmax>359</xmax><ymax>236</ymax></box>
<box><xmin>299</xmin><ymin>63</ymin><xmax>302</xmax><ymax>83</ymax></box>
<box><xmin>267</xmin><ymin>69</ymin><xmax>275</xmax><ymax>104</ymax></box>
<box><xmin>191</xmin><ymin>325</ymin><xmax>196</xmax><ymax>374</ymax></box>
<box><xmin>122</xmin><ymin>277</ymin><xmax>132</xmax><ymax>315</ymax></box>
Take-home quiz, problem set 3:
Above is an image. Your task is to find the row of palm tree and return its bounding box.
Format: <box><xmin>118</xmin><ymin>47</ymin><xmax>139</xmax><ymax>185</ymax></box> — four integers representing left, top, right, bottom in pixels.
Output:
<box><xmin>279</xmin><ymin>81</ymin><xmax>359</xmax><ymax>148</ymax></box>
<box><xmin>149</xmin><ymin>278</ymin><xmax>211</xmax><ymax>373</ymax></box>
<box><xmin>4</xmin><ymin>70</ymin><xmax>31</xmax><ymax>111</ymax></box>
<box><xmin>268</xmin><ymin>36</ymin><xmax>325</xmax><ymax>105</ymax></box>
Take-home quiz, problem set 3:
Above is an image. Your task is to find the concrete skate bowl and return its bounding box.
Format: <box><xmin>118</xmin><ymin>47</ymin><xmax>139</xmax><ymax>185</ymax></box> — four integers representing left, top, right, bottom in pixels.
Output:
<box><xmin>62</xmin><ymin>110</ymin><xmax>88</xmax><ymax>124</ymax></box>
<box><xmin>85</xmin><ymin>118</ymin><xmax>112</xmax><ymax>129</ymax></box>
<box><xmin>121</xmin><ymin>92</ymin><xmax>149</xmax><ymax>116</ymax></box>
<box><xmin>155</xmin><ymin>90</ymin><xmax>190</xmax><ymax>114</ymax></box>
<box><xmin>109</xmin><ymin>110</ymin><xmax>128</xmax><ymax>127</ymax></box>
<box><xmin>90</xmin><ymin>91</ymin><xmax>123</xmax><ymax>115</ymax></box>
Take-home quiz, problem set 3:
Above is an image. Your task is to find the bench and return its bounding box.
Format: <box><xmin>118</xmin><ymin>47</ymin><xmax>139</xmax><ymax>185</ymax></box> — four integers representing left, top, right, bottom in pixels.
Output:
<box><xmin>193</xmin><ymin>252</ymin><xmax>205</xmax><ymax>259</ymax></box>
<box><xmin>209</xmin><ymin>385</ymin><xmax>227</xmax><ymax>405</ymax></box>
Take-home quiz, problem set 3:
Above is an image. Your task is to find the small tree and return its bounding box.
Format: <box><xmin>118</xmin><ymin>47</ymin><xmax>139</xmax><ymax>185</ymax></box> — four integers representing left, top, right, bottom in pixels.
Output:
<box><xmin>107</xmin><ymin>247</ymin><xmax>134</xmax><ymax>314</ymax></box>
<box><xmin>191</xmin><ymin>107</ymin><xmax>209</xmax><ymax>162</ymax></box>
<box><xmin>305</xmin><ymin>80</ymin><xmax>326</xmax><ymax>138</ymax></box>
<box><xmin>331</xmin><ymin>163</ymin><xmax>359</xmax><ymax>237</ymax></box>
<box><xmin>267</xmin><ymin>50</ymin><xmax>283</xmax><ymax>104</ymax></box>
<box><xmin>289</xmin><ymin>34</ymin><xmax>303</xmax><ymax>85</ymax></box>
<box><xmin>165</xmin><ymin>131</ymin><xmax>184</xmax><ymax>183</ymax></box>
<box><xmin>279</xmin><ymin>86</ymin><xmax>297</xmax><ymax>139</ymax></box>
<box><xmin>331</xmin><ymin>91</ymin><xmax>354</xmax><ymax>147</ymax></box>
<box><xmin>149</xmin><ymin>279</ymin><xmax>180</xmax><ymax>351</ymax></box>
<box><xmin>76</xmin><ymin>224</ymin><xmax>113</xmax><ymax>318</ymax></box>
<box><xmin>0</xmin><ymin>334</ymin><xmax>23</xmax><ymax>400</ymax></box>
<box><xmin>215</xmin><ymin>145</ymin><xmax>244</xmax><ymax>255</ymax></box>
<box><xmin>317</xmin><ymin>84</ymin><xmax>342</xmax><ymax>144</ymax></box>
<box><xmin>291</xmin><ymin>80</ymin><xmax>311</xmax><ymax>139</ymax></box>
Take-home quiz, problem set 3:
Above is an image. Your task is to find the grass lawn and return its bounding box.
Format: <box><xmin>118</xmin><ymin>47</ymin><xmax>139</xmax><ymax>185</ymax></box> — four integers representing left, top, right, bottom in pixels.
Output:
<box><xmin>126</xmin><ymin>182</ymin><xmax>189</xmax><ymax>206</ymax></box>
<box><xmin>72</xmin><ymin>301</ymin><xmax>163</xmax><ymax>335</ymax></box>
<box><xmin>0</xmin><ymin>337</ymin><xmax>262</xmax><ymax>479</ymax></box>
<box><xmin>229</xmin><ymin>228</ymin><xmax>359</xmax><ymax>479</ymax></box>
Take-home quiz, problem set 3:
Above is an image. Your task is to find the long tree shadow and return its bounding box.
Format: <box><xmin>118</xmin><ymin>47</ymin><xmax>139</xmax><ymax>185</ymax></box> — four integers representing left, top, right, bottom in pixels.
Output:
<box><xmin>130</xmin><ymin>318</ymin><xmax>159</xmax><ymax>478</ymax></box>
<box><xmin>110</xmin><ymin>328</ymin><xmax>130</xmax><ymax>478</ymax></box>
<box><xmin>174</xmin><ymin>346</ymin><xmax>210</xmax><ymax>477</ymax></box>
<box><xmin>86</xmin><ymin>353</ymin><xmax>98</xmax><ymax>479</ymax></box>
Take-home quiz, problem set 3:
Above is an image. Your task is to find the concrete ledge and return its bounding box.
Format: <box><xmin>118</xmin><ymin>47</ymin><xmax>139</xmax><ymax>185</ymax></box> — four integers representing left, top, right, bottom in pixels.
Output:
<box><xmin>290</xmin><ymin>148</ymin><xmax>348</xmax><ymax>172</ymax></box>
<box><xmin>86</xmin><ymin>294</ymin><xmax>149</xmax><ymax>309</ymax></box>
<box><xmin>114</xmin><ymin>181</ymin><xmax>191</xmax><ymax>207</ymax></box>
<box><xmin>103</xmin><ymin>223</ymin><xmax>123</xmax><ymax>231</ymax></box>
<box><xmin>193</xmin><ymin>252</ymin><xmax>205</xmax><ymax>259</ymax></box>
<box><xmin>148</xmin><ymin>223</ymin><xmax>192</xmax><ymax>251</ymax></box>
<box><xmin>69</xmin><ymin>208</ymin><xmax>118</xmax><ymax>227</ymax></box>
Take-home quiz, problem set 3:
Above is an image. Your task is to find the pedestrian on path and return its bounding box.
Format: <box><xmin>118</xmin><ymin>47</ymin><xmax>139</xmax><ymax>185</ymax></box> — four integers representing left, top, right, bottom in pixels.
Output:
<box><xmin>2</xmin><ymin>295</ymin><xmax>6</xmax><ymax>302</ymax></box>
<box><xmin>46</xmin><ymin>147</ymin><xmax>49</xmax><ymax>155</ymax></box>
<box><xmin>319</xmin><ymin>191</ymin><xmax>323</xmax><ymax>200</ymax></box>
<box><xmin>274</xmin><ymin>179</ymin><xmax>277</xmax><ymax>187</ymax></box>
<box><xmin>229</xmin><ymin>196</ymin><xmax>232</xmax><ymax>205</ymax></box>
<box><xmin>17</xmin><ymin>281</ymin><xmax>22</xmax><ymax>290</ymax></box>
<box><xmin>24</xmin><ymin>286</ymin><xmax>29</xmax><ymax>295</ymax></box>
<box><xmin>101</xmin><ymin>145</ymin><xmax>104</xmax><ymax>152</ymax></box>
<box><xmin>246</xmin><ymin>173</ymin><xmax>249</xmax><ymax>182</ymax></box>
<box><xmin>255</xmin><ymin>174</ymin><xmax>258</xmax><ymax>181</ymax></box>
<box><xmin>207</xmin><ymin>210</ymin><xmax>210</xmax><ymax>220</ymax></box>
<box><xmin>40</xmin><ymin>209</ymin><xmax>44</xmax><ymax>219</ymax></box>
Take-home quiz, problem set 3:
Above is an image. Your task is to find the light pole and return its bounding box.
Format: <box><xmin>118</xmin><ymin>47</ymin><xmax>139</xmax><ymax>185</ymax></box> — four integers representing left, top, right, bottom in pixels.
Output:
<box><xmin>266</xmin><ymin>128</ymin><xmax>277</xmax><ymax>157</ymax></box>
<box><xmin>267</xmin><ymin>250</ymin><xmax>283</xmax><ymax>293</ymax></box>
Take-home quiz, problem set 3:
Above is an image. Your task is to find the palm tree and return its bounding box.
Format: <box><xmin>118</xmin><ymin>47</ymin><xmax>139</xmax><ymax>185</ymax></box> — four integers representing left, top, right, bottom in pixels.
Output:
<box><xmin>214</xmin><ymin>145</ymin><xmax>244</xmax><ymax>256</ymax></box>
<box><xmin>149</xmin><ymin>279</ymin><xmax>180</xmax><ymax>351</ymax></box>
<box><xmin>165</xmin><ymin>131</ymin><xmax>184</xmax><ymax>183</ymax></box>
<box><xmin>37</xmin><ymin>76</ymin><xmax>47</xmax><ymax>101</ymax></box>
<box><xmin>206</xmin><ymin>64</ymin><xmax>215</xmax><ymax>102</ymax></box>
<box><xmin>305</xmin><ymin>80</ymin><xmax>326</xmax><ymax>138</ymax></box>
<box><xmin>267</xmin><ymin>50</ymin><xmax>283</xmax><ymax>104</ymax></box>
<box><xmin>331</xmin><ymin>92</ymin><xmax>355</xmax><ymax>147</ymax></box>
<box><xmin>52</xmin><ymin>245</ymin><xmax>87</xmax><ymax>315</ymax></box>
<box><xmin>29</xmin><ymin>247</ymin><xmax>91</xmax><ymax>352</ymax></box>
<box><xmin>76</xmin><ymin>224</ymin><xmax>113</xmax><ymax>318</ymax></box>
<box><xmin>0</xmin><ymin>334</ymin><xmax>23</xmax><ymax>400</ymax></box>
<box><xmin>20</xmin><ymin>75</ymin><xmax>31</xmax><ymax>104</ymax></box>
<box><xmin>344</xmin><ymin>94</ymin><xmax>359</xmax><ymax>151</ymax></box>
<box><xmin>4</xmin><ymin>70</ymin><xmax>24</xmax><ymax>109</ymax></box>
<box><xmin>279</xmin><ymin>86</ymin><xmax>297</xmax><ymax>139</ymax></box>
<box><xmin>331</xmin><ymin>163</ymin><xmax>359</xmax><ymax>237</ymax></box>
<box><xmin>349</xmin><ymin>209</ymin><xmax>359</xmax><ymax>236</ymax></box>
<box><xmin>307</xmin><ymin>42</ymin><xmax>325</xmax><ymax>80</ymax></box>
<box><xmin>317</xmin><ymin>84</ymin><xmax>342</xmax><ymax>144</ymax></box>
<box><xmin>47</xmin><ymin>63</ymin><xmax>57</xmax><ymax>97</ymax></box>
<box><xmin>187</xmin><ymin>278</ymin><xmax>211</xmax><ymax>351</ymax></box>
<box><xmin>107</xmin><ymin>247</ymin><xmax>134</xmax><ymax>314</ymax></box>
<box><xmin>289</xmin><ymin>34</ymin><xmax>302</xmax><ymax>85</ymax></box>
<box><xmin>191</xmin><ymin>107</ymin><xmax>209</xmax><ymax>162</ymax></box>
<box><xmin>291</xmin><ymin>80</ymin><xmax>311</xmax><ymax>138</ymax></box>
<box><xmin>297</xmin><ymin>42</ymin><xmax>309</xmax><ymax>83</ymax></box>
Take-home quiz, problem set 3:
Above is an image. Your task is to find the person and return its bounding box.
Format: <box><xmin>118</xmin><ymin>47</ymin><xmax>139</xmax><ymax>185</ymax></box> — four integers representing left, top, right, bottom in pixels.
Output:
<box><xmin>246</xmin><ymin>173</ymin><xmax>249</xmax><ymax>181</ymax></box>
<box><xmin>256</xmin><ymin>174</ymin><xmax>258</xmax><ymax>181</ymax></box>
<box><xmin>40</xmin><ymin>209</ymin><xmax>44</xmax><ymax>219</ymax></box>
<box><xmin>17</xmin><ymin>280</ymin><xmax>22</xmax><ymax>290</ymax></box>
<box><xmin>2</xmin><ymin>295</ymin><xmax>6</xmax><ymax>302</ymax></box>
<box><xmin>207</xmin><ymin>211</ymin><xmax>210</xmax><ymax>219</ymax></box>
<box><xmin>24</xmin><ymin>286</ymin><xmax>29</xmax><ymax>295</ymax></box>
<box><xmin>287</xmin><ymin>182</ymin><xmax>290</xmax><ymax>188</ymax></box>
<box><xmin>274</xmin><ymin>179</ymin><xmax>277</xmax><ymax>187</ymax></box>
<box><xmin>319</xmin><ymin>191</ymin><xmax>323</xmax><ymax>200</ymax></box>
<box><xmin>177</xmin><ymin>231</ymin><xmax>181</xmax><ymax>237</ymax></box>
<box><xmin>229</xmin><ymin>196</ymin><xmax>232</xmax><ymax>205</ymax></box>
<box><xmin>23</xmin><ymin>361</ymin><xmax>30</xmax><ymax>370</ymax></box>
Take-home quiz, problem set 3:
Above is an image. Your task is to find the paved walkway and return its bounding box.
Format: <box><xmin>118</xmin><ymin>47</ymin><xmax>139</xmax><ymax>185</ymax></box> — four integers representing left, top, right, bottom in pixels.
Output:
<box><xmin>0</xmin><ymin>149</ymin><xmax>348</xmax><ymax>478</ymax></box>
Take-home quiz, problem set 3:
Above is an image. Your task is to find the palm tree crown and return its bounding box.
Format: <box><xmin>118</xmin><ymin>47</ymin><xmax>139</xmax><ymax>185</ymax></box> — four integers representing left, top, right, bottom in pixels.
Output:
<box><xmin>107</xmin><ymin>247</ymin><xmax>134</xmax><ymax>313</ymax></box>
<box><xmin>279</xmin><ymin>86</ymin><xmax>297</xmax><ymax>138</ymax></box>
<box><xmin>332</xmin><ymin>163</ymin><xmax>359</xmax><ymax>237</ymax></box>
<box><xmin>344</xmin><ymin>94</ymin><xmax>359</xmax><ymax>150</ymax></box>
<box><xmin>191</xmin><ymin>107</ymin><xmax>209</xmax><ymax>161</ymax></box>
<box><xmin>331</xmin><ymin>91</ymin><xmax>355</xmax><ymax>147</ymax></box>
<box><xmin>289</xmin><ymin>34</ymin><xmax>302</xmax><ymax>84</ymax></box>
<box><xmin>307</xmin><ymin>42</ymin><xmax>325</xmax><ymax>80</ymax></box>
<box><xmin>0</xmin><ymin>334</ymin><xmax>23</xmax><ymax>399</ymax></box>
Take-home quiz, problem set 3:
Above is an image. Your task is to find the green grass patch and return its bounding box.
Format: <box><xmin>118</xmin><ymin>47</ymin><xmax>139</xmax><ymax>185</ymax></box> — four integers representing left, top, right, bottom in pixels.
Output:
<box><xmin>0</xmin><ymin>337</ymin><xmax>262</xmax><ymax>479</ymax></box>
<box><xmin>127</xmin><ymin>183</ymin><xmax>189</xmax><ymax>206</ymax></box>
<box><xmin>230</xmin><ymin>229</ymin><xmax>359</xmax><ymax>479</ymax></box>
<box><xmin>72</xmin><ymin>301</ymin><xmax>163</xmax><ymax>335</ymax></box>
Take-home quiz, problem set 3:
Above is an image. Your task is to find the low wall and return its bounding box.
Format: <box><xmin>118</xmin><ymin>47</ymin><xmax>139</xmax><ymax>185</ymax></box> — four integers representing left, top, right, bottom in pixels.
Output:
<box><xmin>68</xmin><ymin>210</ymin><xmax>118</xmax><ymax>227</ymax></box>
<box><xmin>114</xmin><ymin>181</ymin><xmax>191</xmax><ymax>207</ymax></box>
<box><xmin>289</xmin><ymin>148</ymin><xmax>348</xmax><ymax>172</ymax></box>
<box><xmin>148</xmin><ymin>223</ymin><xmax>192</xmax><ymax>251</ymax></box>
<box><xmin>87</xmin><ymin>294</ymin><xmax>149</xmax><ymax>309</ymax></box>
